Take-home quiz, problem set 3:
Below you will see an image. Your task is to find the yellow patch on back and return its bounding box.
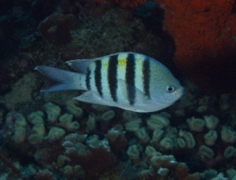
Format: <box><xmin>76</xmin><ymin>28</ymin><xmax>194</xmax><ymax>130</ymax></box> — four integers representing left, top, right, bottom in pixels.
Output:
<box><xmin>118</xmin><ymin>59</ymin><xmax>127</xmax><ymax>67</ymax></box>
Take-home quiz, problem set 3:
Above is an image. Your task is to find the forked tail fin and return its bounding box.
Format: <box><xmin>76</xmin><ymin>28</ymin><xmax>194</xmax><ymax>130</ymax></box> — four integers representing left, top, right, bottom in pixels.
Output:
<box><xmin>35</xmin><ymin>66</ymin><xmax>86</xmax><ymax>92</ymax></box>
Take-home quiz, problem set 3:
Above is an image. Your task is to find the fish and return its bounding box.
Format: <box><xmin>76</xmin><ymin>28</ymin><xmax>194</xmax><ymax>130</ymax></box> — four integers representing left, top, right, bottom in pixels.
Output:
<box><xmin>35</xmin><ymin>52</ymin><xmax>184</xmax><ymax>112</ymax></box>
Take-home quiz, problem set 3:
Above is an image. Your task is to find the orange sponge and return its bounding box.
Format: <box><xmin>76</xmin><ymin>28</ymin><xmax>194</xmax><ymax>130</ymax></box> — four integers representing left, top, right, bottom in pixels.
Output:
<box><xmin>158</xmin><ymin>0</ymin><xmax>236</xmax><ymax>93</ymax></box>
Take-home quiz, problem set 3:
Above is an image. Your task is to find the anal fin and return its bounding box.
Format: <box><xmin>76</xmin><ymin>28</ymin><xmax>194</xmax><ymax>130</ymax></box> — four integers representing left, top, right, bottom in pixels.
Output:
<box><xmin>75</xmin><ymin>91</ymin><xmax>112</xmax><ymax>106</ymax></box>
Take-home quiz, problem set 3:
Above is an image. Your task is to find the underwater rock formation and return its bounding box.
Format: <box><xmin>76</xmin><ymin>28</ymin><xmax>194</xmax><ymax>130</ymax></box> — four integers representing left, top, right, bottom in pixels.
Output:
<box><xmin>96</xmin><ymin>0</ymin><xmax>148</xmax><ymax>8</ymax></box>
<box><xmin>38</xmin><ymin>13</ymin><xmax>76</xmax><ymax>46</ymax></box>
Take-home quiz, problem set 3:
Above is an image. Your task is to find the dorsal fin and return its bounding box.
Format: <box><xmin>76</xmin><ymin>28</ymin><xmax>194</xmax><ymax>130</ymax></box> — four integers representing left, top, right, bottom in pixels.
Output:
<box><xmin>66</xmin><ymin>59</ymin><xmax>96</xmax><ymax>73</ymax></box>
<box><xmin>65</xmin><ymin>52</ymin><xmax>131</xmax><ymax>73</ymax></box>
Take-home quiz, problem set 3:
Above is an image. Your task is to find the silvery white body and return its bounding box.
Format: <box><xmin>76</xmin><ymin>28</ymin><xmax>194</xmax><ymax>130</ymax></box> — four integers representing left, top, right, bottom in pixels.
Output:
<box><xmin>35</xmin><ymin>52</ymin><xmax>184</xmax><ymax>112</ymax></box>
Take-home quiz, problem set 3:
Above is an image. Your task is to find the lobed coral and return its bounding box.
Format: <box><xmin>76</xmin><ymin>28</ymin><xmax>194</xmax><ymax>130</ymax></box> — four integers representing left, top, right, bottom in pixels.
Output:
<box><xmin>1</xmin><ymin>81</ymin><xmax>236</xmax><ymax>179</ymax></box>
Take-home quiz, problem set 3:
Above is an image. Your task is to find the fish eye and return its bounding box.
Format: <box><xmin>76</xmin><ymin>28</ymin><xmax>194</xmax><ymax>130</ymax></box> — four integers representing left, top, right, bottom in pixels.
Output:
<box><xmin>165</xmin><ymin>85</ymin><xmax>175</xmax><ymax>93</ymax></box>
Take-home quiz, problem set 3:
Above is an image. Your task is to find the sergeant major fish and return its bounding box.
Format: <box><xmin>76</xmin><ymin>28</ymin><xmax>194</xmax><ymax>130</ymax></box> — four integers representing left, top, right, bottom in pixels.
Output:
<box><xmin>35</xmin><ymin>52</ymin><xmax>184</xmax><ymax>112</ymax></box>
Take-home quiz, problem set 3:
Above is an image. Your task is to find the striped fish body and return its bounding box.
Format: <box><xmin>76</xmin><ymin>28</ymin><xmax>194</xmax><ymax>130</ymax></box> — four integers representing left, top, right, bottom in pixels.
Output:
<box><xmin>35</xmin><ymin>52</ymin><xmax>184</xmax><ymax>112</ymax></box>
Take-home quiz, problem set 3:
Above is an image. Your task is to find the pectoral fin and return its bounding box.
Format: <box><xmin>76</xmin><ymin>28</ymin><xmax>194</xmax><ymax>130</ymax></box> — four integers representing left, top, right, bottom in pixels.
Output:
<box><xmin>118</xmin><ymin>79</ymin><xmax>149</xmax><ymax>103</ymax></box>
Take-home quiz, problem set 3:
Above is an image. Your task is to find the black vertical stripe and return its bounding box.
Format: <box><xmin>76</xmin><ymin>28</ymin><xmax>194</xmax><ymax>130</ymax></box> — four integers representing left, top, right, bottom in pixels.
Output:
<box><xmin>108</xmin><ymin>55</ymin><xmax>118</xmax><ymax>102</ymax></box>
<box><xmin>126</xmin><ymin>54</ymin><xmax>135</xmax><ymax>105</ymax></box>
<box><xmin>143</xmin><ymin>58</ymin><xmax>150</xmax><ymax>98</ymax></box>
<box><xmin>86</xmin><ymin>68</ymin><xmax>91</xmax><ymax>90</ymax></box>
<box><xmin>95</xmin><ymin>60</ymin><xmax>102</xmax><ymax>97</ymax></box>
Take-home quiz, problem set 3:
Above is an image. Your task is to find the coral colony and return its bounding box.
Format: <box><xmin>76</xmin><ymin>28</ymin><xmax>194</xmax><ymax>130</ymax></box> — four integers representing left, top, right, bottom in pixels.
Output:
<box><xmin>0</xmin><ymin>0</ymin><xmax>236</xmax><ymax>179</ymax></box>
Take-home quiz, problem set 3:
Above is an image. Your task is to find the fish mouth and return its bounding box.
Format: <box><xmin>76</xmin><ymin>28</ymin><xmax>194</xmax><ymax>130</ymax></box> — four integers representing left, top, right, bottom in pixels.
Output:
<box><xmin>178</xmin><ymin>87</ymin><xmax>185</xmax><ymax>97</ymax></box>
<box><xmin>172</xmin><ymin>87</ymin><xmax>184</xmax><ymax>99</ymax></box>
